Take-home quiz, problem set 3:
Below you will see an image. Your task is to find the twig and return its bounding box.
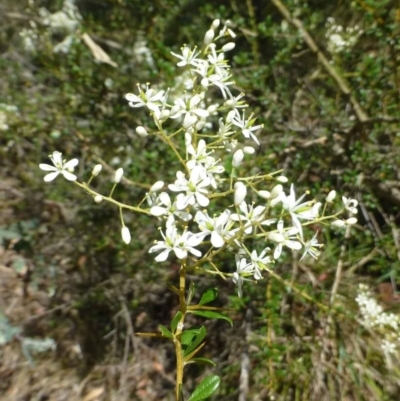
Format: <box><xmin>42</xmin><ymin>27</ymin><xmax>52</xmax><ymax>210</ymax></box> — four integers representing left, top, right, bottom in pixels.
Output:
<box><xmin>330</xmin><ymin>224</ymin><xmax>352</xmax><ymax>305</ymax></box>
<box><xmin>345</xmin><ymin>247</ymin><xmax>379</xmax><ymax>276</ymax></box>
<box><xmin>271</xmin><ymin>0</ymin><xmax>368</xmax><ymax>123</ymax></box>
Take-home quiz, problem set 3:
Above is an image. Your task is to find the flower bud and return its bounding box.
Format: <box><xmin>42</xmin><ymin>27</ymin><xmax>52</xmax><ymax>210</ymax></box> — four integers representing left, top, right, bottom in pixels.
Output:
<box><xmin>160</xmin><ymin>109</ymin><xmax>170</xmax><ymax>121</ymax></box>
<box><xmin>226</xmin><ymin>109</ymin><xmax>236</xmax><ymax>122</ymax></box>
<box><xmin>92</xmin><ymin>164</ymin><xmax>102</xmax><ymax>177</ymax></box>
<box><xmin>207</xmin><ymin>104</ymin><xmax>219</xmax><ymax>114</ymax></box>
<box><xmin>258</xmin><ymin>190</ymin><xmax>271</xmax><ymax>199</ymax></box>
<box><xmin>345</xmin><ymin>217</ymin><xmax>357</xmax><ymax>225</ymax></box>
<box><xmin>114</xmin><ymin>168</ymin><xmax>124</xmax><ymax>183</ymax></box>
<box><xmin>204</xmin><ymin>29</ymin><xmax>215</xmax><ymax>45</ymax></box>
<box><xmin>121</xmin><ymin>226</ymin><xmax>131</xmax><ymax>244</ymax></box>
<box><xmin>232</xmin><ymin>149</ymin><xmax>244</xmax><ymax>168</ymax></box>
<box><xmin>183</xmin><ymin>113</ymin><xmax>197</xmax><ymax>129</ymax></box>
<box><xmin>211</xmin><ymin>19</ymin><xmax>220</xmax><ymax>30</ymax></box>
<box><xmin>195</xmin><ymin>119</ymin><xmax>206</xmax><ymax>131</ymax></box>
<box><xmin>331</xmin><ymin>220</ymin><xmax>345</xmax><ymax>228</ymax></box>
<box><xmin>243</xmin><ymin>146</ymin><xmax>255</xmax><ymax>154</ymax></box>
<box><xmin>94</xmin><ymin>195</ymin><xmax>103</xmax><ymax>203</ymax></box>
<box><xmin>276</xmin><ymin>176</ymin><xmax>288</xmax><ymax>183</ymax></box>
<box><xmin>270</xmin><ymin>184</ymin><xmax>283</xmax><ymax>199</ymax></box>
<box><xmin>268</xmin><ymin>232</ymin><xmax>285</xmax><ymax>243</ymax></box>
<box><xmin>136</xmin><ymin>126</ymin><xmax>148</xmax><ymax>137</ymax></box>
<box><xmin>222</xmin><ymin>42</ymin><xmax>235</xmax><ymax>52</ymax></box>
<box><xmin>234</xmin><ymin>182</ymin><xmax>247</xmax><ymax>205</ymax></box>
<box><xmin>150</xmin><ymin>181</ymin><xmax>164</xmax><ymax>193</ymax></box>
<box><xmin>326</xmin><ymin>190</ymin><xmax>336</xmax><ymax>202</ymax></box>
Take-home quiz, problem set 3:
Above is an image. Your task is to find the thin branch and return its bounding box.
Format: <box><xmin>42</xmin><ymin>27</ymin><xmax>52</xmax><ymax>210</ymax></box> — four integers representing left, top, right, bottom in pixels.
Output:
<box><xmin>271</xmin><ymin>0</ymin><xmax>368</xmax><ymax>123</ymax></box>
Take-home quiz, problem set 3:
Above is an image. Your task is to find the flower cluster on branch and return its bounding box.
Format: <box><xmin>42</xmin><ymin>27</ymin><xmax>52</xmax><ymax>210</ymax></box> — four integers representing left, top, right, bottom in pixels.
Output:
<box><xmin>39</xmin><ymin>19</ymin><xmax>358</xmax><ymax>297</ymax></box>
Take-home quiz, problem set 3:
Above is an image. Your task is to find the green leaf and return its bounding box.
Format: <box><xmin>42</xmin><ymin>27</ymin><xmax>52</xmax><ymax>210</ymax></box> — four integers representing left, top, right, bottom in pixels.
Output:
<box><xmin>190</xmin><ymin>310</ymin><xmax>233</xmax><ymax>326</ymax></box>
<box><xmin>188</xmin><ymin>357</ymin><xmax>216</xmax><ymax>367</ymax></box>
<box><xmin>158</xmin><ymin>325</ymin><xmax>173</xmax><ymax>339</ymax></box>
<box><xmin>187</xmin><ymin>375</ymin><xmax>220</xmax><ymax>401</ymax></box>
<box><xmin>199</xmin><ymin>288</ymin><xmax>218</xmax><ymax>305</ymax></box>
<box><xmin>181</xmin><ymin>329</ymin><xmax>197</xmax><ymax>346</ymax></box>
<box><xmin>183</xmin><ymin>326</ymin><xmax>207</xmax><ymax>357</ymax></box>
<box><xmin>170</xmin><ymin>311</ymin><xmax>183</xmax><ymax>333</ymax></box>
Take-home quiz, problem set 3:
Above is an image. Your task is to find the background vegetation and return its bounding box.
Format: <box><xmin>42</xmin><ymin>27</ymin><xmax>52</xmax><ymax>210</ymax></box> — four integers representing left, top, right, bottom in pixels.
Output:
<box><xmin>1</xmin><ymin>0</ymin><xmax>400</xmax><ymax>400</ymax></box>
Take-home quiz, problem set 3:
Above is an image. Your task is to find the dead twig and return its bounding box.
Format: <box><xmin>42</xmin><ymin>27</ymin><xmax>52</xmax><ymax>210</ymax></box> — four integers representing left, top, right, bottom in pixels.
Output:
<box><xmin>271</xmin><ymin>0</ymin><xmax>368</xmax><ymax>123</ymax></box>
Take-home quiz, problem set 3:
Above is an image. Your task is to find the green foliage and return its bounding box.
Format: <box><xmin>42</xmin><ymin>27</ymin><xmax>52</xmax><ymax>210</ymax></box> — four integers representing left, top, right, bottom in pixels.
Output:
<box><xmin>187</xmin><ymin>375</ymin><xmax>221</xmax><ymax>401</ymax></box>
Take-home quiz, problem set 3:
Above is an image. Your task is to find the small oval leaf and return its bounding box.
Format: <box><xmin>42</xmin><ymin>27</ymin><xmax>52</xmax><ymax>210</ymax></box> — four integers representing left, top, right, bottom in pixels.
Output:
<box><xmin>158</xmin><ymin>325</ymin><xmax>173</xmax><ymax>339</ymax></box>
<box><xmin>170</xmin><ymin>311</ymin><xmax>183</xmax><ymax>333</ymax></box>
<box><xmin>187</xmin><ymin>375</ymin><xmax>220</xmax><ymax>401</ymax></box>
<box><xmin>190</xmin><ymin>310</ymin><xmax>233</xmax><ymax>326</ymax></box>
<box><xmin>199</xmin><ymin>288</ymin><xmax>218</xmax><ymax>305</ymax></box>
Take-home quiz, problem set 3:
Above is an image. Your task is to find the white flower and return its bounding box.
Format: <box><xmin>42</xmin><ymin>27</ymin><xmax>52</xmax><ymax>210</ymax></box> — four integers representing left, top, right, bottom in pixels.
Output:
<box><xmin>125</xmin><ymin>84</ymin><xmax>166</xmax><ymax>114</ymax></box>
<box><xmin>249</xmin><ymin>248</ymin><xmax>271</xmax><ymax>280</ymax></box>
<box><xmin>231</xmin><ymin>110</ymin><xmax>263</xmax><ymax>145</ymax></box>
<box><xmin>300</xmin><ymin>232</ymin><xmax>323</xmax><ymax>261</ymax></box>
<box><xmin>232</xmin><ymin>256</ymin><xmax>254</xmax><ymax>297</ymax></box>
<box><xmin>39</xmin><ymin>151</ymin><xmax>79</xmax><ymax>182</ymax></box>
<box><xmin>149</xmin><ymin>221</ymin><xmax>202</xmax><ymax>262</ymax></box>
<box><xmin>171</xmin><ymin>46</ymin><xmax>201</xmax><ymax>67</ymax></box>
<box><xmin>150</xmin><ymin>192</ymin><xmax>192</xmax><ymax>221</ymax></box>
<box><xmin>224</xmin><ymin>93</ymin><xmax>247</xmax><ymax>110</ymax></box>
<box><xmin>342</xmin><ymin>196</ymin><xmax>358</xmax><ymax>214</ymax></box>
<box><xmin>186</xmin><ymin>139</ymin><xmax>214</xmax><ymax>170</ymax></box>
<box><xmin>170</xmin><ymin>94</ymin><xmax>209</xmax><ymax>129</ymax></box>
<box><xmin>168</xmin><ymin>166</ymin><xmax>211</xmax><ymax>209</ymax></box>
<box><xmin>231</xmin><ymin>201</ymin><xmax>266</xmax><ymax>234</ymax></box>
<box><xmin>194</xmin><ymin>209</ymin><xmax>232</xmax><ymax>248</ymax></box>
<box><xmin>207</xmin><ymin>44</ymin><xmax>230</xmax><ymax>76</ymax></box>
<box><xmin>269</xmin><ymin>220</ymin><xmax>302</xmax><ymax>259</ymax></box>
<box><xmin>282</xmin><ymin>184</ymin><xmax>321</xmax><ymax>239</ymax></box>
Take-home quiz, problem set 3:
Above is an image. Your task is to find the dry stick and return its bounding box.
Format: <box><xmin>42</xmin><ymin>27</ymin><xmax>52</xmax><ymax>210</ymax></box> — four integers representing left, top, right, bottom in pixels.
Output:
<box><xmin>271</xmin><ymin>0</ymin><xmax>368</xmax><ymax>123</ymax></box>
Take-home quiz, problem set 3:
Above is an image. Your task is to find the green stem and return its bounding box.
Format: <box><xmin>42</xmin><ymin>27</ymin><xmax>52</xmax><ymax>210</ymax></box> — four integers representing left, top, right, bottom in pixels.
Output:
<box><xmin>174</xmin><ymin>262</ymin><xmax>187</xmax><ymax>400</ymax></box>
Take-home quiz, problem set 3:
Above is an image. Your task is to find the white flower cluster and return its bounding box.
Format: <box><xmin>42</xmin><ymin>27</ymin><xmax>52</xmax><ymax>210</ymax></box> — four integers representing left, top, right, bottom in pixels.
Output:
<box><xmin>39</xmin><ymin>20</ymin><xmax>359</xmax><ymax>297</ymax></box>
<box><xmin>325</xmin><ymin>17</ymin><xmax>363</xmax><ymax>54</ymax></box>
<box><xmin>356</xmin><ymin>284</ymin><xmax>400</xmax><ymax>355</ymax></box>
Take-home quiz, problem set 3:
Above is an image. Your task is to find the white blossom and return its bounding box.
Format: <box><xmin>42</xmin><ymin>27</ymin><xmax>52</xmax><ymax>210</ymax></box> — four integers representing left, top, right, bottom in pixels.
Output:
<box><xmin>249</xmin><ymin>248</ymin><xmax>271</xmax><ymax>280</ymax></box>
<box><xmin>150</xmin><ymin>192</ymin><xmax>192</xmax><ymax>221</ymax></box>
<box><xmin>342</xmin><ymin>196</ymin><xmax>358</xmax><ymax>214</ymax></box>
<box><xmin>149</xmin><ymin>218</ymin><xmax>202</xmax><ymax>262</ymax></box>
<box><xmin>168</xmin><ymin>166</ymin><xmax>211</xmax><ymax>209</ymax></box>
<box><xmin>171</xmin><ymin>46</ymin><xmax>201</xmax><ymax>67</ymax></box>
<box><xmin>231</xmin><ymin>202</ymin><xmax>266</xmax><ymax>234</ymax></box>
<box><xmin>39</xmin><ymin>151</ymin><xmax>79</xmax><ymax>182</ymax></box>
<box><xmin>231</xmin><ymin>110</ymin><xmax>263</xmax><ymax>145</ymax></box>
<box><xmin>300</xmin><ymin>232</ymin><xmax>323</xmax><ymax>261</ymax></box>
<box><xmin>125</xmin><ymin>85</ymin><xmax>166</xmax><ymax>114</ymax></box>
<box><xmin>194</xmin><ymin>209</ymin><xmax>232</xmax><ymax>248</ymax></box>
<box><xmin>269</xmin><ymin>220</ymin><xmax>302</xmax><ymax>259</ymax></box>
<box><xmin>282</xmin><ymin>184</ymin><xmax>321</xmax><ymax>238</ymax></box>
<box><xmin>232</xmin><ymin>256</ymin><xmax>253</xmax><ymax>297</ymax></box>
